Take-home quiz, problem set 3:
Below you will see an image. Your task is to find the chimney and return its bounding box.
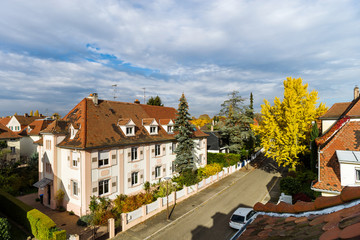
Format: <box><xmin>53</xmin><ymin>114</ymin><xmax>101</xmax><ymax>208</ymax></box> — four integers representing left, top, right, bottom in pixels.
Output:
<box><xmin>134</xmin><ymin>99</ymin><xmax>140</xmax><ymax>104</ymax></box>
<box><xmin>88</xmin><ymin>93</ymin><xmax>98</xmax><ymax>105</ymax></box>
<box><xmin>355</xmin><ymin>86</ymin><xmax>359</xmax><ymax>99</ymax></box>
<box><xmin>24</xmin><ymin>113</ymin><xmax>28</xmax><ymax>117</ymax></box>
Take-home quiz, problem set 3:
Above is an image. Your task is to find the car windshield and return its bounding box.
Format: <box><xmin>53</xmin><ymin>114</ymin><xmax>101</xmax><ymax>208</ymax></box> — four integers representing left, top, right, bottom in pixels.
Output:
<box><xmin>230</xmin><ymin>214</ymin><xmax>245</xmax><ymax>223</ymax></box>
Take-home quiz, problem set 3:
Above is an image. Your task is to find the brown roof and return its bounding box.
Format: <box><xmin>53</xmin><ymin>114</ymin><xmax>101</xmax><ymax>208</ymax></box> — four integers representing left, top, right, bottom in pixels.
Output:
<box><xmin>117</xmin><ymin>118</ymin><xmax>132</xmax><ymax>125</ymax></box>
<box><xmin>242</xmin><ymin>186</ymin><xmax>360</xmax><ymax>240</ymax></box>
<box><xmin>319</xmin><ymin>102</ymin><xmax>351</xmax><ymax>119</ymax></box>
<box><xmin>14</xmin><ymin>115</ymin><xmax>43</xmax><ymax>129</ymax></box>
<box><xmin>52</xmin><ymin>98</ymin><xmax>207</xmax><ymax>150</ymax></box>
<box><xmin>19</xmin><ymin>119</ymin><xmax>54</xmax><ymax>136</ymax></box>
<box><xmin>0</xmin><ymin>117</ymin><xmax>11</xmax><ymax>126</ymax></box>
<box><xmin>159</xmin><ymin>119</ymin><xmax>172</xmax><ymax>125</ymax></box>
<box><xmin>142</xmin><ymin>118</ymin><xmax>156</xmax><ymax>125</ymax></box>
<box><xmin>41</xmin><ymin>120</ymin><xmax>69</xmax><ymax>135</ymax></box>
<box><xmin>0</xmin><ymin>123</ymin><xmax>21</xmax><ymax>139</ymax></box>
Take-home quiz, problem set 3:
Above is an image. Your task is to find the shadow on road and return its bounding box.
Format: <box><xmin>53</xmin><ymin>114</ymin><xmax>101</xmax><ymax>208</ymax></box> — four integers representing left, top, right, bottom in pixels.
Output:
<box><xmin>190</xmin><ymin>204</ymin><xmax>252</xmax><ymax>240</ymax></box>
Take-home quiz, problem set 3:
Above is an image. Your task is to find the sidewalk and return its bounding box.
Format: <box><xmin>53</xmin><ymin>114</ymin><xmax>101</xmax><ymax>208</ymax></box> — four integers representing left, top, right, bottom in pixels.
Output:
<box><xmin>114</xmin><ymin>165</ymin><xmax>256</xmax><ymax>240</ymax></box>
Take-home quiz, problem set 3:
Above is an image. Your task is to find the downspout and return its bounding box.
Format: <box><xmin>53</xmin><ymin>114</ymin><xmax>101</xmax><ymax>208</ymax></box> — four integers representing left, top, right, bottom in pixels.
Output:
<box><xmin>318</xmin><ymin>146</ymin><xmax>321</xmax><ymax>183</ymax></box>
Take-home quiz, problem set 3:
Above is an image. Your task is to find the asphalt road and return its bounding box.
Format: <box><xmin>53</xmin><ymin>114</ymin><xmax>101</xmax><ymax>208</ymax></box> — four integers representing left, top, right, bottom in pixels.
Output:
<box><xmin>114</xmin><ymin>155</ymin><xmax>282</xmax><ymax>240</ymax></box>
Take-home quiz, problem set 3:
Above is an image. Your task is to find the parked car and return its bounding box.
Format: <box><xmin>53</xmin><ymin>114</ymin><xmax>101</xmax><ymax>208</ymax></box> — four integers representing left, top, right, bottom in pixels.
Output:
<box><xmin>229</xmin><ymin>207</ymin><xmax>256</xmax><ymax>230</ymax></box>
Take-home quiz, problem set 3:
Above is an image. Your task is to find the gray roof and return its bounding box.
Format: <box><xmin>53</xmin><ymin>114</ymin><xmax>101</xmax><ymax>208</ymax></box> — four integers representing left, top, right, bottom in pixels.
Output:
<box><xmin>336</xmin><ymin>150</ymin><xmax>360</xmax><ymax>164</ymax></box>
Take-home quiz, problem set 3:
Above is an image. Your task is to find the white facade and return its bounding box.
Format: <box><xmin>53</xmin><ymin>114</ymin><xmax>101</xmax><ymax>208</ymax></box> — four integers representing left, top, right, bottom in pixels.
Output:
<box><xmin>322</xmin><ymin>119</ymin><xmax>337</xmax><ymax>134</ymax></box>
<box><xmin>6</xmin><ymin>116</ymin><xmax>21</xmax><ymax>132</ymax></box>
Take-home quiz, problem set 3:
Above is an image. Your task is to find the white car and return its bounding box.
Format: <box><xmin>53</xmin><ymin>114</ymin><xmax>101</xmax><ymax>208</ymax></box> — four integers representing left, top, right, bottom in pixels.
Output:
<box><xmin>229</xmin><ymin>207</ymin><xmax>256</xmax><ymax>230</ymax></box>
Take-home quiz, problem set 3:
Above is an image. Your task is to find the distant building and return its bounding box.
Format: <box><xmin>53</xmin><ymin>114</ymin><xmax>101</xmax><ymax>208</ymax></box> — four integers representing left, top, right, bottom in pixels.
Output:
<box><xmin>34</xmin><ymin>94</ymin><xmax>208</xmax><ymax>216</ymax></box>
<box><xmin>313</xmin><ymin>86</ymin><xmax>360</xmax><ymax>196</ymax></box>
<box><xmin>0</xmin><ymin>123</ymin><xmax>21</xmax><ymax>164</ymax></box>
<box><xmin>203</xmin><ymin>131</ymin><xmax>228</xmax><ymax>153</ymax></box>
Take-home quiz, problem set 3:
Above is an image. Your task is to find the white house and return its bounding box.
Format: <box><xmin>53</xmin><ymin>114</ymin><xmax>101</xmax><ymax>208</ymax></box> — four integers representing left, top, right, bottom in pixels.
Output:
<box><xmin>34</xmin><ymin>94</ymin><xmax>208</xmax><ymax>216</ymax></box>
<box><xmin>0</xmin><ymin>123</ymin><xmax>21</xmax><ymax>163</ymax></box>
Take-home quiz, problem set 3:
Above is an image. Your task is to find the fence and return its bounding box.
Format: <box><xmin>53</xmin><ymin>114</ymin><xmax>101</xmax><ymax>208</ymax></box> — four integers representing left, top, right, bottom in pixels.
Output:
<box><xmin>120</xmin><ymin>149</ymin><xmax>263</xmax><ymax>231</ymax></box>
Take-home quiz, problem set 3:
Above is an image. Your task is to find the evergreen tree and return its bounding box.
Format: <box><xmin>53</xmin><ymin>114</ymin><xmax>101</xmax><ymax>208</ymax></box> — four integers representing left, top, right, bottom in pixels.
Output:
<box><xmin>220</xmin><ymin>91</ymin><xmax>255</xmax><ymax>154</ymax></box>
<box><xmin>310</xmin><ymin>122</ymin><xmax>319</xmax><ymax>172</ymax></box>
<box><xmin>147</xmin><ymin>96</ymin><xmax>163</xmax><ymax>106</ymax></box>
<box><xmin>174</xmin><ymin>94</ymin><xmax>196</xmax><ymax>173</ymax></box>
<box><xmin>248</xmin><ymin>92</ymin><xmax>254</xmax><ymax>119</ymax></box>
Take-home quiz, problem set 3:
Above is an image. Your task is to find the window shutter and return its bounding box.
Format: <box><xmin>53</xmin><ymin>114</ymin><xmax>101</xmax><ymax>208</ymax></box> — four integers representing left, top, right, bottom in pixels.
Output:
<box><xmin>78</xmin><ymin>187</ymin><xmax>80</xmax><ymax>195</ymax></box>
<box><xmin>139</xmin><ymin>147</ymin><xmax>144</xmax><ymax>160</ymax></box>
<box><xmin>162</xmin><ymin>145</ymin><xmax>166</xmax><ymax>156</ymax></box>
<box><xmin>112</xmin><ymin>176</ymin><xmax>117</xmax><ymax>193</ymax></box>
<box><xmin>128</xmin><ymin>173</ymin><xmax>131</xmax><ymax>187</ymax></box>
<box><xmin>112</xmin><ymin>154</ymin><xmax>117</xmax><ymax>165</ymax></box>
<box><xmin>140</xmin><ymin>170</ymin><xmax>144</xmax><ymax>183</ymax></box>
<box><xmin>67</xmin><ymin>156</ymin><xmax>70</xmax><ymax>167</ymax></box>
<box><xmin>92</xmin><ymin>181</ymin><xmax>98</xmax><ymax>196</ymax></box>
<box><xmin>151</xmin><ymin>146</ymin><xmax>155</xmax><ymax>158</ymax></box>
<box><xmin>152</xmin><ymin>167</ymin><xmax>155</xmax><ymax>180</ymax></box>
<box><xmin>91</xmin><ymin>157</ymin><xmax>98</xmax><ymax>169</ymax></box>
<box><xmin>162</xmin><ymin>164</ymin><xmax>166</xmax><ymax>175</ymax></box>
<box><xmin>77</xmin><ymin>157</ymin><xmax>80</xmax><ymax>166</ymax></box>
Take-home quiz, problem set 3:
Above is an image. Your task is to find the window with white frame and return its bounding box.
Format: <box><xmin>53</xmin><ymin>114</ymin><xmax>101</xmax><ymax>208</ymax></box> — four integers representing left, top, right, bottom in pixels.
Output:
<box><xmin>356</xmin><ymin>169</ymin><xmax>360</xmax><ymax>182</ymax></box>
<box><xmin>98</xmin><ymin>151</ymin><xmax>109</xmax><ymax>167</ymax></box>
<box><xmin>131</xmin><ymin>172</ymin><xmax>138</xmax><ymax>185</ymax></box>
<box><xmin>99</xmin><ymin>179</ymin><xmax>109</xmax><ymax>195</ymax></box>
<box><xmin>72</xmin><ymin>151</ymin><xmax>78</xmax><ymax>167</ymax></box>
<box><xmin>155</xmin><ymin>166</ymin><xmax>161</xmax><ymax>178</ymax></box>
<box><xmin>150</xmin><ymin>126</ymin><xmax>157</xmax><ymax>134</ymax></box>
<box><xmin>199</xmin><ymin>154</ymin><xmax>203</xmax><ymax>164</ymax></box>
<box><xmin>172</xmin><ymin>142</ymin><xmax>176</xmax><ymax>154</ymax></box>
<box><xmin>131</xmin><ymin>147</ymin><xmax>137</xmax><ymax>161</ymax></box>
<box><xmin>46</xmin><ymin>140</ymin><xmax>51</xmax><ymax>150</ymax></box>
<box><xmin>167</xmin><ymin>125</ymin><xmax>173</xmax><ymax>133</ymax></box>
<box><xmin>155</xmin><ymin>144</ymin><xmax>161</xmax><ymax>156</ymax></box>
<box><xmin>72</xmin><ymin>181</ymin><xmax>78</xmax><ymax>196</ymax></box>
<box><xmin>126</xmin><ymin>127</ymin><xmax>133</xmax><ymax>135</ymax></box>
<box><xmin>10</xmin><ymin>147</ymin><xmax>15</xmax><ymax>155</ymax></box>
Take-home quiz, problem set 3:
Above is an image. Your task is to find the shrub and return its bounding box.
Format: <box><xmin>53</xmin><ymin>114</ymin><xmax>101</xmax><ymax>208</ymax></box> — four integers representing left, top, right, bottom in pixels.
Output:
<box><xmin>0</xmin><ymin>189</ymin><xmax>33</xmax><ymax>232</ymax></box>
<box><xmin>89</xmin><ymin>197</ymin><xmax>116</xmax><ymax>225</ymax></box>
<box><xmin>198</xmin><ymin>163</ymin><xmax>222</xmax><ymax>178</ymax></box>
<box><xmin>172</xmin><ymin>169</ymin><xmax>200</xmax><ymax>187</ymax></box>
<box><xmin>153</xmin><ymin>181</ymin><xmax>176</xmax><ymax>199</ymax></box>
<box><xmin>55</xmin><ymin>189</ymin><xmax>64</xmax><ymax>209</ymax></box>
<box><xmin>280</xmin><ymin>176</ymin><xmax>301</xmax><ymax>195</ymax></box>
<box><xmin>143</xmin><ymin>181</ymin><xmax>150</xmax><ymax>193</ymax></box>
<box><xmin>52</xmin><ymin>230</ymin><xmax>66</xmax><ymax>240</ymax></box>
<box><xmin>27</xmin><ymin>209</ymin><xmax>56</xmax><ymax>240</ymax></box>
<box><xmin>115</xmin><ymin>193</ymin><xmax>154</xmax><ymax>213</ymax></box>
<box><xmin>69</xmin><ymin>211</ymin><xmax>74</xmax><ymax>215</ymax></box>
<box><xmin>207</xmin><ymin>152</ymin><xmax>241</xmax><ymax>167</ymax></box>
<box><xmin>0</xmin><ymin>217</ymin><xmax>11</xmax><ymax>240</ymax></box>
<box><xmin>77</xmin><ymin>214</ymin><xmax>93</xmax><ymax>227</ymax></box>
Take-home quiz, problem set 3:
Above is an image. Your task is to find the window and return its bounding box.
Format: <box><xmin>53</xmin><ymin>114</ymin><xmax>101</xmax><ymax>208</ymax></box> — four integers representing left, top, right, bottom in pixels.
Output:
<box><xmin>356</xmin><ymin>169</ymin><xmax>360</xmax><ymax>182</ymax></box>
<box><xmin>155</xmin><ymin>144</ymin><xmax>161</xmax><ymax>156</ymax></box>
<box><xmin>46</xmin><ymin>140</ymin><xmax>51</xmax><ymax>150</ymax></box>
<box><xmin>199</xmin><ymin>154</ymin><xmax>203</xmax><ymax>164</ymax></box>
<box><xmin>126</xmin><ymin>127</ymin><xmax>133</xmax><ymax>135</ymax></box>
<box><xmin>150</xmin><ymin>126</ymin><xmax>157</xmax><ymax>134</ymax></box>
<box><xmin>10</xmin><ymin>126</ymin><xmax>13</xmax><ymax>130</ymax></box>
<box><xmin>131</xmin><ymin>147</ymin><xmax>138</xmax><ymax>161</ymax></box>
<box><xmin>167</xmin><ymin>126</ymin><xmax>173</xmax><ymax>133</ymax></box>
<box><xmin>99</xmin><ymin>179</ymin><xmax>109</xmax><ymax>195</ymax></box>
<box><xmin>172</xmin><ymin>161</ymin><xmax>176</xmax><ymax>173</ymax></box>
<box><xmin>72</xmin><ymin>151</ymin><xmax>78</xmax><ymax>167</ymax></box>
<box><xmin>10</xmin><ymin>147</ymin><xmax>15</xmax><ymax>154</ymax></box>
<box><xmin>172</xmin><ymin>143</ymin><xmax>176</xmax><ymax>154</ymax></box>
<box><xmin>155</xmin><ymin>166</ymin><xmax>161</xmax><ymax>178</ymax></box>
<box><xmin>46</xmin><ymin>163</ymin><xmax>51</xmax><ymax>173</ymax></box>
<box><xmin>99</xmin><ymin>151</ymin><xmax>109</xmax><ymax>167</ymax></box>
<box><xmin>131</xmin><ymin>172</ymin><xmax>138</xmax><ymax>186</ymax></box>
<box><xmin>73</xmin><ymin>181</ymin><xmax>78</xmax><ymax>196</ymax></box>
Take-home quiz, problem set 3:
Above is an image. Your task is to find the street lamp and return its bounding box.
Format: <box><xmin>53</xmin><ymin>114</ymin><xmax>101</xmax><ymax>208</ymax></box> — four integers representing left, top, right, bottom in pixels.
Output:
<box><xmin>163</xmin><ymin>177</ymin><xmax>171</xmax><ymax>220</ymax></box>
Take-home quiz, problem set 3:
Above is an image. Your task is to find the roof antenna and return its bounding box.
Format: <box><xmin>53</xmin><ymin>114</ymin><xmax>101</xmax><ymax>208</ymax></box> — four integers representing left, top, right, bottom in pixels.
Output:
<box><xmin>112</xmin><ymin>84</ymin><xmax>118</xmax><ymax>100</ymax></box>
<box><xmin>142</xmin><ymin>88</ymin><xmax>146</xmax><ymax>104</ymax></box>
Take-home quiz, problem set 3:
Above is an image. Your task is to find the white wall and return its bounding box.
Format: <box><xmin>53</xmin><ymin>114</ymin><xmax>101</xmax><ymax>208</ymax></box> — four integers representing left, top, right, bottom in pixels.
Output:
<box><xmin>5</xmin><ymin>138</ymin><xmax>20</xmax><ymax>161</ymax></box>
<box><xmin>340</xmin><ymin>162</ymin><xmax>360</xmax><ymax>187</ymax></box>
<box><xmin>322</xmin><ymin>120</ymin><xmax>336</xmax><ymax>134</ymax></box>
<box><xmin>6</xmin><ymin>117</ymin><xmax>21</xmax><ymax>132</ymax></box>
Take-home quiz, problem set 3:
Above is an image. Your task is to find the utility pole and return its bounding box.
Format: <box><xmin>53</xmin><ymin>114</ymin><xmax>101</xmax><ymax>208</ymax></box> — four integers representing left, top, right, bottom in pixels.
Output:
<box><xmin>112</xmin><ymin>84</ymin><xmax>118</xmax><ymax>100</ymax></box>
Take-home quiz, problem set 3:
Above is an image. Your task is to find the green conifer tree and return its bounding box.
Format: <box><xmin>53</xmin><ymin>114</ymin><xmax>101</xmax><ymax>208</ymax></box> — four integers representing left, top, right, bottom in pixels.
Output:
<box><xmin>174</xmin><ymin>94</ymin><xmax>196</xmax><ymax>173</ymax></box>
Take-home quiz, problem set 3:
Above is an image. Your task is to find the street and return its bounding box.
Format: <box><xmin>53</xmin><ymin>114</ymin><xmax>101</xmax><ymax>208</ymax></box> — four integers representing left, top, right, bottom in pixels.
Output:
<box><xmin>115</xmin><ymin>154</ymin><xmax>282</xmax><ymax>240</ymax></box>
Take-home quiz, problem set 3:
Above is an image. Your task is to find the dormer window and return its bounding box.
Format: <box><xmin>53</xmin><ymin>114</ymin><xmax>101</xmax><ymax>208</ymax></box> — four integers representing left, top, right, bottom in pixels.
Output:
<box><xmin>143</xmin><ymin>118</ymin><xmax>159</xmax><ymax>135</ymax></box>
<box><xmin>69</xmin><ymin>124</ymin><xmax>79</xmax><ymax>140</ymax></box>
<box><xmin>118</xmin><ymin>118</ymin><xmax>136</xmax><ymax>136</ymax></box>
<box><xmin>167</xmin><ymin>126</ymin><xmax>173</xmax><ymax>133</ymax></box>
<box><xmin>160</xmin><ymin>119</ymin><xmax>174</xmax><ymax>134</ymax></box>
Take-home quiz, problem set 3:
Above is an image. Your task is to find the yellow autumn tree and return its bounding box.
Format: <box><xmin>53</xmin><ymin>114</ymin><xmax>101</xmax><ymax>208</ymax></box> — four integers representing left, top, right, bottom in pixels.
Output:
<box><xmin>251</xmin><ymin>77</ymin><xmax>327</xmax><ymax>170</ymax></box>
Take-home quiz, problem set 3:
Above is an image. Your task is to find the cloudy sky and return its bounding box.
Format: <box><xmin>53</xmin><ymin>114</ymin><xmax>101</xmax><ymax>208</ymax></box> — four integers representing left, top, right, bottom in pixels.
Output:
<box><xmin>1</xmin><ymin>0</ymin><xmax>360</xmax><ymax>117</ymax></box>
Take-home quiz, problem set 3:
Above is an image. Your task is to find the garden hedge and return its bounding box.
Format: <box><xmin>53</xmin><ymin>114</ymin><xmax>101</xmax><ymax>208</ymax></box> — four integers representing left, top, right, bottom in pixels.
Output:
<box><xmin>0</xmin><ymin>189</ymin><xmax>33</xmax><ymax>232</ymax></box>
<box><xmin>207</xmin><ymin>152</ymin><xmax>242</xmax><ymax>167</ymax></box>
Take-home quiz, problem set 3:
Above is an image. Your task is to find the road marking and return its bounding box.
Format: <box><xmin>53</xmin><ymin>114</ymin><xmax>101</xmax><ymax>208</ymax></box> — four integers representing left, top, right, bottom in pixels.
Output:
<box><xmin>144</xmin><ymin>168</ymin><xmax>255</xmax><ymax>240</ymax></box>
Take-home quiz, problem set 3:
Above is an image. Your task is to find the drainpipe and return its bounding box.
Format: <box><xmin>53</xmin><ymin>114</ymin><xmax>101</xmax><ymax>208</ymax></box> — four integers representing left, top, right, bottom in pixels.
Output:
<box><xmin>318</xmin><ymin>146</ymin><xmax>321</xmax><ymax>182</ymax></box>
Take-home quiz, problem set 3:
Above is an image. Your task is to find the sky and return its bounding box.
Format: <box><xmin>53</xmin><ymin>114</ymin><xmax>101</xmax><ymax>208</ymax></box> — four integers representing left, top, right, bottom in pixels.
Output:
<box><xmin>1</xmin><ymin>0</ymin><xmax>360</xmax><ymax>118</ymax></box>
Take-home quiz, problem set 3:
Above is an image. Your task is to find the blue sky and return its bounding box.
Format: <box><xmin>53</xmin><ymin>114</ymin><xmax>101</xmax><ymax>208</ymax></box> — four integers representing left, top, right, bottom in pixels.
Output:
<box><xmin>1</xmin><ymin>0</ymin><xmax>360</xmax><ymax>117</ymax></box>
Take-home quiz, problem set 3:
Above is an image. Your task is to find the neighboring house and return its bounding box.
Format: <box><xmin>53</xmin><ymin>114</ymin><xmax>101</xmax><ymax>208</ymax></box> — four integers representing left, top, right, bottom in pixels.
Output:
<box><xmin>34</xmin><ymin>94</ymin><xmax>208</xmax><ymax>216</ymax></box>
<box><xmin>0</xmin><ymin>123</ymin><xmax>21</xmax><ymax>163</ymax></box>
<box><xmin>312</xmin><ymin>86</ymin><xmax>360</xmax><ymax>196</ymax></box>
<box><xmin>203</xmin><ymin>131</ymin><xmax>228</xmax><ymax>153</ymax></box>
<box><xmin>18</xmin><ymin>118</ymin><xmax>54</xmax><ymax>158</ymax></box>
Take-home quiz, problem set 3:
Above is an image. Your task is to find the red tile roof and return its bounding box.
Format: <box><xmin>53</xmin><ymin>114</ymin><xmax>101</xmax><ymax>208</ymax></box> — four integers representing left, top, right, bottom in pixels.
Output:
<box><xmin>14</xmin><ymin>115</ymin><xmax>44</xmax><ymax>129</ymax></box>
<box><xmin>241</xmin><ymin>186</ymin><xmax>360</xmax><ymax>239</ymax></box>
<box><xmin>19</xmin><ymin>119</ymin><xmax>54</xmax><ymax>136</ymax></box>
<box><xmin>319</xmin><ymin>102</ymin><xmax>351</xmax><ymax>119</ymax></box>
<box><xmin>142</xmin><ymin>118</ymin><xmax>156</xmax><ymax>125</ymax></box>
<box><xmin>0</xmin><ymin>117</ymin><xmax>11</xmax><ymax>126</ymax></box>
<box><xmin>44</xmin><ymin>98</ymin><xmax>207</xmax><ymax>150</ymax></box>
<box><xmin>0</xmin><ymin>123</ymin><xmax>21</xmax><ymax>139</ymax></box>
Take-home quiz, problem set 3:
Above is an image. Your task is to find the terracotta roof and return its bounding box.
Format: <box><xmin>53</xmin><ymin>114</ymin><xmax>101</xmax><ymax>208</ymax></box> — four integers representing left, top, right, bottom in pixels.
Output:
<box><xmin>53</xmin><ymin>98</ymin><xmax>207</xmax><ymax>150</ymax></box>
<box><xmin>0</xmin><ymin>123</ymin><xmax>21</xmax><ymax>139</ymax></box>
<box><xmin>41</xmin><ymin>120</ymin><xmax>69</xmax><ymax>135</ymax></box>
<box><xmin>319</xmin><ymin>102</ymin><xmax>351</xmax><ymax>119</ymax></box>
<box><xmin>142</xmin><ymin>118</ymin><xmax>157</xmax><ymax>125</ymax></box>
<box><xmin>14</xmin><ymin>115</ymin><xmax>43</xmax><ymax>129</ymax></box>
<box><xmin>19</xmin><ymin>119</ymin><xmax>54</xmax><ymax>136</ymax></box>
<box><xmin>117</xmin><ymin>118</ymin><xmax>132</xmax><ymax>125</ymax></box>
<box><xmin>0</xmin><ymin>117</ymin><xmax>11</xmax><ymax>126</ymax></box>
<box><xmin>159</xmin><ymin>119</ymin><xmax>172</xmax><ymax>125</ymax></box>
<box><xmin>240</xmin><ymin>186</ymin><xmax>360</xmax><ymax>239</ymax></box>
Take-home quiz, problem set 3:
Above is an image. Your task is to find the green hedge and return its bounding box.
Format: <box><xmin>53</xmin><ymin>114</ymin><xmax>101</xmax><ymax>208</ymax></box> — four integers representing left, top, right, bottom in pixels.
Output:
<box><xmin>0</xmin><ymin>189</ymin><xmax>33</xmax><ymax>232</ymax></box>
<box><xmin>207</xmin><ymin>152</ymin><xmax>242</xmax><ymax>167</ymax></box>
<box><xmin>27</xmin><ymin>209</ymin><xmax>63</xmax><ymax>240</ymax></box>
<box><xmin>0</xmin><ymin>217</ymin><xmax>11</xmax><ymax>240</ymax></box>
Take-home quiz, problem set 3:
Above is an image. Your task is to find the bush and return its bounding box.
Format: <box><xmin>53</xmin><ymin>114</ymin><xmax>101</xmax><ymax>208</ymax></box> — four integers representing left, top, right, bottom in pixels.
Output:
<box><xmin>89</xmin><ymin>196</ymin><xmax>117</xmax><ymax>225</ymax></box>
<box><xmin>197</xmin><ymin>163</ymin><xmax>222</xmax><ymax>178</ymax></box>
<box><xmin>207</xmin><ymin>152</ymin><xmax>241</xmax><ymax>167</ymax></box>
<box><xmin>77</xmin><ymin>214</ymin><xmax>93</xmax><ymax>227</ymax></box>
<box><xmin>172</xmin><ymin>169</ymin><xmax>200</xmax><ymax>187</ymax></box>
<box><xmin>153</xmin><ymin>181</ymin><xmax>176</xmax><ymax>199</ymax></box>
<box><xmin>0</xmin><ymin>217</ymin><xmax>11</xmax><ymax>240</ymax></box>
<box><xmin>114</xmin><ymin>193</ymin><xmax>154</xmax><ymax>213</ymax></box>
<box><xmin>280</xmin><ymin>170</ymin><xmax>319</xmax><ymax>200</ymax></box>
<box><xmin>0</xmin><ymin>189</ymin><xmax>33</xmax><ymax>232</ymax></box>
<box><xmin>27</xmin><ymin>209</ymin><xmax>56</xmax><ymax>240</ymax></box>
